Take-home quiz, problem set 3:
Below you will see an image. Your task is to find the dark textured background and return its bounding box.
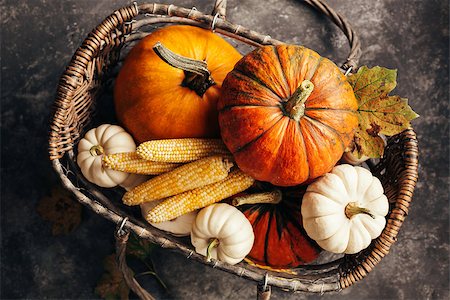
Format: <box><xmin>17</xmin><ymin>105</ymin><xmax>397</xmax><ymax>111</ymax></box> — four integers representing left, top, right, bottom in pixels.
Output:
<box><xmin>1</xmin><ymin>0</ymin><xmax>449</xmax><ymax>299</ymax></box>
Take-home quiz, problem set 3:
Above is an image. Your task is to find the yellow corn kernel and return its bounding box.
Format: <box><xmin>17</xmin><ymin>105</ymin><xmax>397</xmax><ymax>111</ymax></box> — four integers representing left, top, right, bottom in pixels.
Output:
<box><xmin>136</xmin><ymin>138</ymin><xmax>230</xmax><ymax>163</ymax></box>
<box><xmin>122</xmin><ymin>155</ymin><xmax>233</xmax><ymax>206</ymax></box>
<box><xmin>102</xmin><ymin>152</ymin><xmax>179</xmax><ymax>175</ymax></box>
<box><xmin>146</xmin><ymin>169</ymin><xmax>255</xmax><ymax>223</ymax></box>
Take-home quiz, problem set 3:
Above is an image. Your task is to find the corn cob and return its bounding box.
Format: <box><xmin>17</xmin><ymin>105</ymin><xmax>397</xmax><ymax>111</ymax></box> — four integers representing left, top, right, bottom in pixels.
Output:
<box><xmin>102</xmin><ymin>152</ymin><xmax>179</xmax><ymax>175</ymax></box>
<box><xmin>146</xmin><ymin>169</ymin><xmax>255</xmax><ymax>223</ymax></box>
<box><xmin>122</xmin><ymin>155</ymin><xmax>233</xmax><ymax>206</ymax></box>
<box><xmin>136</xmin><ymin>138</ymin><xmax>230</xmax><ymax>163</ymax></box>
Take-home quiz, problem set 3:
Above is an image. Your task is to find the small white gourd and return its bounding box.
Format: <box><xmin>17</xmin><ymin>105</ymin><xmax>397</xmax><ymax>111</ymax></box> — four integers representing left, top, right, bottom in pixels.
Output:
<box><xmin>140</xmin><ymin>200</ymin><xmax>197</xmax><ymax>237</ymax></box>
<box><xmin>120</xmin><ymin>174</ymin><xmax>150</xmax><ymax>191</ymax></box>
<box><xmin>77</xmin><ymin>124</ymin><xmax>136</xmax><ymax>187</ymax></box>
<box><xmin>301</xmin><ymin>164</ymin><xmax>389</xmax><ymax>254</ymax></box>
<box><xmin>341</xmin><ymin>152</ymin><xmax>370</xmax><ymax>165</ymax></box>
<box><xmin>191</xmin><ymin>203</ymin><xmax>254</xmax><ymax>265</ymax></box>
<box><xmin>342</xmin><ymin>134</ymin><xmax>387</xmax><ymax>165</ymax></box>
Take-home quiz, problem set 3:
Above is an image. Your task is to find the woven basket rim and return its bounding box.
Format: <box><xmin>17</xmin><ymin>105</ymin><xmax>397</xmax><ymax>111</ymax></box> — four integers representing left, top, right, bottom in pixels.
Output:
<box><xmin>48</xmin><ymin>0</ymin><xmax>419</xmax><ymax>294</ymax></box>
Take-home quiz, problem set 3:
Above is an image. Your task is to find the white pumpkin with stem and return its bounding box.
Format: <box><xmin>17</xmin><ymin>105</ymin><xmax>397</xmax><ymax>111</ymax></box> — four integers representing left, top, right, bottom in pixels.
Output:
<box><xmin>77</xmin><ymin>124</ymin><xmax>136</xmax><ymax>188</ymax></box>
<box><xmin>191</xmin><ymin>203</ymin><xmax>254</xmax><ymax>265</ymax></box>
<box><xmin>301</xmin><ymin>164</ymin><xmax>389</xmax><ymax>254</ymax></box>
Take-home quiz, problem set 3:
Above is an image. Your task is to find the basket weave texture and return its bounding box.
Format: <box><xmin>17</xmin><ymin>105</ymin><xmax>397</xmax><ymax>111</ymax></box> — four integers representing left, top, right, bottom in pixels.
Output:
<box><xmin>48</xmin><ymin>0</ymin><xmax>419</xmax><ymax>295</ymax></box>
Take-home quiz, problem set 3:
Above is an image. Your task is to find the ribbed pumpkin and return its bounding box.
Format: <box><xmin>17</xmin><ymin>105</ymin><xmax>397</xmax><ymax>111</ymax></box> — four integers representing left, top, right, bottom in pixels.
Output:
<box><xmin>233</xmin><ymin>189</ymin><xmax>321</xmax><ymax>269</ymax></box>
<box><xmin>218</xmin><ymin>45</ymin><xmax>358</xmax><ymax>186</ymax></box>
<box><xmin>115</xmin><ymin>25</ymin><xmax>242</xmax><ymax>143</ymax></box>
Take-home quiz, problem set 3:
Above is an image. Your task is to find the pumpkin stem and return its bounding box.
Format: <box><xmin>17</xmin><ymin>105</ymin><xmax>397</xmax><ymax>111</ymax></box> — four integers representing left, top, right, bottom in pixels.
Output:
<box><xmin>232</xmin><ymin>190</ymin><xmax>282</xmax><ymax>206</ymax></box>
<box><xmin>345</xmin><ymin>202</ymin><xmax>376</xmax><ymax>219</ymax></box>
<box><xmin>153</xmin><ymin>42</ymin><xmax>215</xmax><ymax>97</ymax></box>
<box><xmin>206</xmin><ymin>238</ymin><xmax>220</xmax><ymax>262</ymax></box>
<box><xmin>284</xmin><ymin>80</ymin><xmax>314</xmax><ymax>121</ymax></box>
<box><xmin>89</xmin><ymin>145</ymin><xmax>104</xmax><ymax>156</ymax></box>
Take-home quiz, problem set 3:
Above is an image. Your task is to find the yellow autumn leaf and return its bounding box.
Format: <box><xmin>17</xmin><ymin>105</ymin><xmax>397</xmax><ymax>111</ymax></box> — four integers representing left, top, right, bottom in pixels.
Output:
<box><xmin>347</xmin><ymin>66</ymin><xmax>419</xmax><ymax>158</ymax></box>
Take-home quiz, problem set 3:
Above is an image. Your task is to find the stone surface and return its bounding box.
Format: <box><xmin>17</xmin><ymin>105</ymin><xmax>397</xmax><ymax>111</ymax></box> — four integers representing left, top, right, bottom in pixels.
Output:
<box><xmin>1</xmin><ymin>0</ymin><xmax>448</xmax><ymax>299</ymax></box>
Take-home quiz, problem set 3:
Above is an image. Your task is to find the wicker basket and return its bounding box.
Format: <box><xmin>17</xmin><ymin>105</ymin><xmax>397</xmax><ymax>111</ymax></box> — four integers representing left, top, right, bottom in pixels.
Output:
<box><xmin>48</xmin><ymin>0</ymin><xmax>419</xmax><ymax>298</ymax></box>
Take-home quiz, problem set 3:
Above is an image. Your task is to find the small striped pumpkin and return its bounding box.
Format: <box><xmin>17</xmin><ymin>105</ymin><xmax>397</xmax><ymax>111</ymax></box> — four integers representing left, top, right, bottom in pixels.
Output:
<box><xmin>218</xmin><ymin>45</ymin><xmax>358</xmax><ymax>186</ymax></box>
<box><xmin>237</xmin><ymin>191</ymin><xmax>320</xmax><ymax>269</ymax></box>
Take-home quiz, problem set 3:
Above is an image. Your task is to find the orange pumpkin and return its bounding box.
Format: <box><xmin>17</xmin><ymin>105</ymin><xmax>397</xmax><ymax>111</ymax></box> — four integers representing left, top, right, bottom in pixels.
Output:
<box><xmin>235</xmin><ymin>189</ymin><xmax>321</xmax><ymax>269</ymax></box>
<box><xmin>114</xmin><ymin>25</ymin><xmax>242</xmax><ymax>143</ymax></box>
<box><xmin>218</xmin><ymin>45</ymin><xmax>358</xmax><ymax>186</ymax></box>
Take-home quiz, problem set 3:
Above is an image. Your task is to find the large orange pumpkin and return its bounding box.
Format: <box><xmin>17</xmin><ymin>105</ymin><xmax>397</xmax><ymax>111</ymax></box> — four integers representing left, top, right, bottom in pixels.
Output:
<box><xmin>114</xmin><ymin>25</ymin><xmax>242</xmax><ymax>143</ymax></box>
<box><xmin>218</xmin><ymin>45</ymin><xmax>358</xmax><ymax>186</ymax></box>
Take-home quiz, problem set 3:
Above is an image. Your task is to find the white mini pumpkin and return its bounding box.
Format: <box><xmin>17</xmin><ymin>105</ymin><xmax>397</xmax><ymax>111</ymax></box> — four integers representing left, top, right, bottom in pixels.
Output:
<box><xmin>140</xmin><ymin>200</ymin><xmax>198</xmax><ymax>237</ymax></box>
<box><xmin>120</xmin><ymin>174</ymin><xmax>150</xmax><ymax>191</ymax></box>
<box><xmin>341</xmin><ymin>152</ymin><xmax>370</xmax><ymax>165</ymax></box>
<box><xmin>77</xmin><ymin>124</ymin><xmax>136</xmax><ymax>187</ymax></box>
<box><xmin>301</xmin><ymin>164</ymin><xmax>389</xmax><ymax>254</ymax></box>
<box><xmin>341</xmin><ymin>134</ymin><xmax>387</xmax><ymax>165</ymax></box>
<box><xmin>191</xmin><ymin>203</ymin><xmax>254</xmax><ymax>265</ymax></box>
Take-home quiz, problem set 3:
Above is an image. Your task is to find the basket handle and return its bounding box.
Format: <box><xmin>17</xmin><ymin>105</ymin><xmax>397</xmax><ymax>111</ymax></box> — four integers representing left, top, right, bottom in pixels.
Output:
<box><xmin>115</xmin><ymin>222</ymin><xmax>275</xmax><ymax>299</ymax></box>
<box><xmin>115</xmin><ymin>226</ymin><xmax>156</xmax><ymax>300</ymax></box>
<box><xmin>211</xmin><ymin>0</ymin><xmax>361</xmax><ymax>70</ymax></box>
<box><xmin>304</xmin><ymin>0</ymin><xmax>361</xmax><ymax>71</ymax></box>
<box><xmin>212</xmin><ymin>0</ymin><xmax>226</xmax><ymax>18</ymax></box>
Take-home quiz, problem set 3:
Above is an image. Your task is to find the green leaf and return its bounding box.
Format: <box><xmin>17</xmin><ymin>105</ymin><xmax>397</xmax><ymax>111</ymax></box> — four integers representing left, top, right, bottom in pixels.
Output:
<box><xmin>36</xmin><ymin>185</ymin><xmax>82</xmax><ymax>235</ymax></box>
<box><xmin>126</xmin><ymin>232</ymin><xmax>157</xmax><ymax>261</ymax></box>
<box><xmin>350</xmin><ymin>66</ymin><xmax>397</xmax><ymax>102</ymax></box>
<box><xmin>125</xmin><ymin>233</ymin><xmax>167</xmax><ymax>290</ymax></box>
<box><xmin>347</xmin><ymin>66</ymin><xmax>419</xmax><ymax>158</ymax></box>
<box><xmin>95</xmin><ymin>254</ymin><xmax>130</xmax><ymax>300</ymax></box>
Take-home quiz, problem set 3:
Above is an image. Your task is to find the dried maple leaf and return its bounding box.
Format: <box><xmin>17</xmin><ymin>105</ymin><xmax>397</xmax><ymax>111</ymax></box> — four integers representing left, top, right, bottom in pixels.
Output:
<box><xmin>347</xmin><ymin>66</ymin><xmax>419</xmax><ymax>158</ymax></box>
<box><xmin>36</xmin><ymin>185</ymin><xmax>82</xmax><ymax>235</ymax></box>
<box><xmin>95</xmin><ymin>254</ymin><xmax>130</xmax><ymax>300</ymax></box>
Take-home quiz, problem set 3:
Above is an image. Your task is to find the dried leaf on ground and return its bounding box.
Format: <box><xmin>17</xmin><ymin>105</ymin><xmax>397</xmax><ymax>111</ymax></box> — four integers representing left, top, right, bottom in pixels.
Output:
<box><xmin>347</xmin><ymin>66</ymin><xmax>419</xmax><ymax>158</ymax></box>
<box><xmin>36</xmin><ymin>185</ymin><xmax>82</xmax><ymax>235</ymax></box>
<box><xmin>95</xmin><ymin>254</ymin><xmax>130</xmax><ymax>300</ymax></box>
